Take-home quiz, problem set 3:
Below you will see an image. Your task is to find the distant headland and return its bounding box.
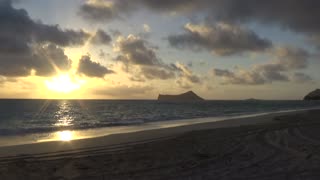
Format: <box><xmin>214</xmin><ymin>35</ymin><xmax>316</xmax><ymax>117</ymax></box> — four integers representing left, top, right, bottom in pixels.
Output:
<box><xmin>304</xmin><ymin>89</ymin><xmax>320</xmax><ymax>100</ymax></box>
<box><xmin>157</xmin><ymin>91</ymin><xmax>204</xmax><ymax>102</ymax></box>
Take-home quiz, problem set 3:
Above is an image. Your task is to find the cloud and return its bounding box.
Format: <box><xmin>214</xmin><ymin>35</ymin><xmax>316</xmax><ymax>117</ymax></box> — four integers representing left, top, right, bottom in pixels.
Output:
<box><xmin>79</xmin><ymin>0</ymin><xmax>320</xmax><ymax>47</ymax></box>
<box><xmin>174</xmin><ymin>63</ymin><xmax>202</xmax><ymax>88</ymax></box>
<box><xmin>90</xmin><ymin>29</ymin><xmax>112</xmax><ymax>45</ymax></box>
<box><xmin>78</xmin><ymin>0</ymin><xmax>132</xmax><ymax>22</ymax></box>
<box><xmin>34</xmin><ymin>26</ymin><xmax>90</xmax><ymax>47</ymax></box>
<box><xmin>118</xmin><ymin>1</ymin><xmax>320</xmax><ymax>35</ymax></box>
<box><xmin>202</xmin><ymin>1</ymin><xmax>320</xmax><ymax>36</ymax></box>
<box><xmin>79</xmin><ymin>1</ymin><xmax>116</xmax><ymax>22</ymax></box>
<box><xmin>274</xmin><ymin>47</ymin><xmax>309</xmax><ymax>69</ymax></box>
<box><xmin>114</xmin><ymin>35</ymin><xmax>162</xmax><ymax>66</ymax></box>
<box><xmin>0</xmin><ymin>43</ymin><xmax>72</xmax><ymax>77</ymax></box>
<box><xmin>78</xmin><ymin>0</ymin><xmax>200</xmax><ymax>22</ymax></box>
<box><xmin>213</xmin><ymin>47</ymin><xmax>312</xmax><ymax>85</ymax></box>
<box><xmin>94</xmin><ymin>85</ymin><xmax>154</xmax><ymax>98</ymax></box>
<box><xmin>77</xmin><ymin>55</ymin><xmax>114</xmax><ymax>78</ymax></box>
<box><xmin>139</xmin><ymin>66</ymin><xmax>175</xmax><ymax>80</ymax></box>
<box><xmin>143</xmin><ymin>24</ymin><xmax>151</xmax><ymax>33</ymax></box>
<box><xmin>0</xmin><ymin>1</ymin><xmax>90</xmax><ymax>47</ymax></box>
<box><xmin>114</xmin><ymin>35</ymin><xmax>176</xmax><ymax>80</ymax></box>
<box><xmin>0</xmin><ymin>76</ymin><xmax>7</xmax><ymax>85</ymax></box>
<box><xmin>31</xmin><ymin>44</ymin><xmax>72</xmax><ymax>76</ymax></box>
<box><xmin>213</xmin><ymin>69</ymin><xmax>235</xmax><ymax>77</ymax></box>
<box><xmin>168</xmin><ymin>22</ymin><xmax>272</xmax><ymax>55</ymax></box>
<box><xmin>291</xmin><ymin>73</ymin><xmax>313</xmax><ymax>83</ymax></box>
<box><xmin>113</xmin><ymin>34</ymin><xmax>204</xmax><ymax>84</ymax></box>
<box><xmin>0</xmin><ymin>0</ymin><xmax>90</xmax><ymax>77</ymax></box>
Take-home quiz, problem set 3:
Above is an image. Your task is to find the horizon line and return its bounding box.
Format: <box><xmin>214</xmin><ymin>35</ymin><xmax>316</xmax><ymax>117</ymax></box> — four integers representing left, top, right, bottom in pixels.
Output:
<box><xmin>0</xmin><ymin>98</ymin><xmax>304</xmax><ymax>101</ymax></box>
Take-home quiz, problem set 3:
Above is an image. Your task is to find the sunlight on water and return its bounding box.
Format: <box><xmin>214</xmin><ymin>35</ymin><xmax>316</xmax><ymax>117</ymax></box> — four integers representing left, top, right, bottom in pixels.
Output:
<box><xmin>57</xmin><ymin>130</ymin><xmax>73</xmax><ymax>141</ymax></box>
<box><xmin>54</xmin><ymin>102</ymin><xmax>74</xmax><ymax>127</ymax></box>
<box><xmin>52</xmin><ymin>102</ymin><xmax>76</xmax><ymax>141</ymax></box>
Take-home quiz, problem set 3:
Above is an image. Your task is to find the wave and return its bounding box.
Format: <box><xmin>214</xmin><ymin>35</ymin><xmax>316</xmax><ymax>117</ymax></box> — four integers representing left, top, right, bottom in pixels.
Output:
<box><xmin>1</xmin><ymin>106</ymin><xmax>320</xmax><ymax>137</ymax></box>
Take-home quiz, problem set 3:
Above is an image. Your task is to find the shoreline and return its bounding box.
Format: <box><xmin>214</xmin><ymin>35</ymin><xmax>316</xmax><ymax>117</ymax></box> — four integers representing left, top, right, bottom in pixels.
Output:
<box><xmin>0</xmin><ymin>108</ymin><xmax>316</xmax><ymax>157</ymax></box>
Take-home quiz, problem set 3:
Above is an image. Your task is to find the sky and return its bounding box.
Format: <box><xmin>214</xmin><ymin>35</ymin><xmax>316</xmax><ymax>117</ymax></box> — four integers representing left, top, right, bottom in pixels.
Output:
<box><xmin>0</xmin><ymin>0</ymin><xmax>319</xmax><ymax>100</ymax></box>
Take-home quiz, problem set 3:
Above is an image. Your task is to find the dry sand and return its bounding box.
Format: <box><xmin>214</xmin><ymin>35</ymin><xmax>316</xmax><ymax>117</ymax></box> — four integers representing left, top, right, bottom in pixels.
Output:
<box><xmin>0</xmin><ymin>109</ymin><xmax>320</xmax><ymax>179</ymax></box>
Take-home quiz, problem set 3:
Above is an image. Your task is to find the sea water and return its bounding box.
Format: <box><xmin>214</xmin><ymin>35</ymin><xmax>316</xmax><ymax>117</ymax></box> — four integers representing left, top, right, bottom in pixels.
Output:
<box><xmin>0</xmin><ymin>99</ymin><xmax>319</xmax><ymax>146</ymax></box>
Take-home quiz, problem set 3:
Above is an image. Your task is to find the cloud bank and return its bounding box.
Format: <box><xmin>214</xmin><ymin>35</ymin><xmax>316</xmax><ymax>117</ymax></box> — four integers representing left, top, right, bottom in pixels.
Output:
<box><xmin>0</xmin><ymin>0</ymin><xmax>90</xmax><ymax>77</ymax></box>
<box><xmin>79</xmin><ymin>0</ymin><xmax>320</xmax><ymax>46</ymax></box>
<box><xmin>213</xmin><ymin>47</ymin><xmax>312</xmax><ymax>85</ymax></box>
<box><xmin>77</xmin><ymin>55</ymin><xmax>114</xmax><ymax>78</ymax></box>
<box><xmin>168</xmin><ymin>23</ymin><xmax>272</xmax><ymax>55</ymax></box>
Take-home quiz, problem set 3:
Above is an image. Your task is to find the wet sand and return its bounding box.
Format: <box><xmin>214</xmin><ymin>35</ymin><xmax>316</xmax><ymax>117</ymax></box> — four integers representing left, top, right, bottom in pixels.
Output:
<box><xmin>1</xmin><ymin>109</ymin><xmax>320</xmax><ymax>179</ymax></box>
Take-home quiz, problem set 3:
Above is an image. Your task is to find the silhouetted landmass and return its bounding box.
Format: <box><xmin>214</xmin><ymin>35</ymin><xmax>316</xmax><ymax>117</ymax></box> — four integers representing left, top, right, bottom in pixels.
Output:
<box><xmin>158</xmin><ymin>91</ymin><xmax>204</xmax><ymax>102</ymax></box>
<box><xmin>244</xmin><ymin>98</ymin><xmax>261</xmax><ymax>101</ymax></box>
<box><xmin>304</xmin><ymin>89</ymin><xmax>320</xmax><ymax>100</ymax></box>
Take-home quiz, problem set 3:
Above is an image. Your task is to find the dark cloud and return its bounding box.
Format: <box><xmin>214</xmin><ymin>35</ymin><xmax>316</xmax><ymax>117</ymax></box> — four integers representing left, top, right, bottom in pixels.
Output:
<box><xmin>175</xmin><ymin>63</ymin><xmax>201</xmax><ymax>81</ymax></box>
<box><xmin>175</xmin><ymin>63</ymin><xmax>202</xmax><ymax>89</ymax></box>
<box><xmin>90</xmin><ymin>29</ymin><xmax>112</xmax><ymax>45</ymax></box>
<box><xmin>275</xmin><ymin>47</ymin><xmax>309</xmax><ymax>69</ymax></box>
<box><xmin>77</xmin><ymin>55</ymin><xmax>114</xmax><ymax>78</ymax></box>
<box><xmin>78</xmin><ymin>0</ymin><xmax>132</xmax><ymax>22</ymax></box>
<box><xmin>213</xmin><ymin>47</ymin><xmax>312</xmax><ymax>85</ymax></box>
<box><xmin>0</xmin><ymin>1</ymin><xmax>90</xmax><ymax>47</ymax></box>
<box><xmin>79</xmin><ymin>0</ymin><xmax>320</xmax><ymax>47</ymax></box>
<box><xmin>34</xmin><ymin>26</ymin><xmax>90</xmax><ymax>47</ymax></box>
<box><xmin>114</xmin><ymin>35</ymin><xmax>176</xmax><ymax>80</ymax></box>
<box><xmin>115</xmin><ymin>35</ymin><xmax>162</xmax><ymax>66</ymax></box>
<box><xmin>168</xmin><ymin>23</ymin><xmax>272</xmax><ymax>55</ymax></box>
<box><xmin>291</xmin><ymin>73</ymin><xmax>313</xmax><ymax>83</ymax></box>
<box><xmin>32</xmin><ymin>44</ymin><xmax>72</xmax><ymax>76</ymax></box>
<box><xmin>91</xmin><ymin>0</ymin><xmax>320</xmax><ymax>35</ymax></box>
<box><xmin>78</xmin><ymin>0</ymin><xmax>200</xmax><ymax>22</ymax></box>
<box><xmin>0</xmin><ymin>0</ymin><xmax>90</xmax><ymax>77</ymax></box>
<box><xmin>0</xmin><ymin>44</ymin><xmax>71</xmax><ymax>77</ymax></box>
<box><xmin>213</xmin><ymin>67</ymin><xmax>287</xmax><ymax>85</ymax></box>
<box><xmin>213</xmin><ymin>69</ymin><xmax>234</xmax><ymax>77</ymax></box>
<box><xmin>114</xmin><ymin>35</ymin><xmax>203</xmax><ymax>84</ymax></box>
<box><xmin>203</xmin><ymin>1</ymin><xmax>320</xmax><ymax>36</ymax></box>
<box><xmin>79</xmin><ymin>2</ymin><xmax>114</xmax><ymax>22</ymax></box>
<box><xmin>139</xmin><ymin>66</ymin><xmax>175</xmax><ymax>80</ymax></box>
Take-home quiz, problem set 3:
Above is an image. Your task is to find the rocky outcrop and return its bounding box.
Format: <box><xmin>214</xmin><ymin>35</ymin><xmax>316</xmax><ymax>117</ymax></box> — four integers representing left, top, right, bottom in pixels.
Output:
<box><xmin>158</xmin><ymin>91</ymin><xmax>204</xmax><ymax>102</ymax></box>
<box><xmin>304</xmin><ymin>89</ymin><xmax>320</xmax><ymax>100</ymax></box>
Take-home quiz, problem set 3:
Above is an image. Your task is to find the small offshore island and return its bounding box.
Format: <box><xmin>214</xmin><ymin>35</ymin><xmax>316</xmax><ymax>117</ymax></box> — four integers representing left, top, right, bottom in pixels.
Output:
<box><xmin>304</xmin><ymin>89</ymin><xmax>320</xmax><ymax>100</ymax></box>
<box><xmin>158</xmin><ymin>91</ymin><xmax>204</xmax><ymax>102</ymax></box>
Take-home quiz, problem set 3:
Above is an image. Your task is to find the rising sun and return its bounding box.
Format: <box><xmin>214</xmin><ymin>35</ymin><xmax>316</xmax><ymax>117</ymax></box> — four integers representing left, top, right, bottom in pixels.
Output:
<box><xmin>45</xmin><ymin>74</ymin><xmax>84</xmax><ymax>93</ymax></box>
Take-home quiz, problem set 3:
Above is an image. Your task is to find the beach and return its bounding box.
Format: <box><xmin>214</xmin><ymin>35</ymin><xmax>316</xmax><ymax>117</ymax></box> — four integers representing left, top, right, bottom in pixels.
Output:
<box><xmin>1</xmin><ymin>109</ymin><xmax>320</xmax><ymax>179</ymax></box>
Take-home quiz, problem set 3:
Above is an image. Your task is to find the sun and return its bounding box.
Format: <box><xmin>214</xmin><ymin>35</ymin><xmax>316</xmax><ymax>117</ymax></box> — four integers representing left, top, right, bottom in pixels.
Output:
<box><xmin>45</xmin><ymin>74</ymin><xmax>84</xmax><ymax>93</ymax></box>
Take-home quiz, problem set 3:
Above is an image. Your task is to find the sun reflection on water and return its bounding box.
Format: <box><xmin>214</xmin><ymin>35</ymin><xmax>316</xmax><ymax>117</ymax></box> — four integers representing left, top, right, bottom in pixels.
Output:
<box><xmin>57</xmin><ymin>130</ymin><xmax>73</xmax><ymax>141</ymax></box>
<box><xmin>54</xmin><ymin>102</ymin><xmax>75</xmax><ymax>142</ymax></box>
<box><xmin>54</xmin><ymin>102</ymin><xmax>74</xmax><ymax>127</ymax></box>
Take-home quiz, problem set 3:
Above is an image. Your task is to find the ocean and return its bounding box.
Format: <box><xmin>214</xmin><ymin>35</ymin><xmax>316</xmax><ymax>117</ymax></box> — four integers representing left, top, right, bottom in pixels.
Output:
<box><xmin>0</xmin><ymin>99</ymin><xmax>320</xmax><ymax>146</ymax></box>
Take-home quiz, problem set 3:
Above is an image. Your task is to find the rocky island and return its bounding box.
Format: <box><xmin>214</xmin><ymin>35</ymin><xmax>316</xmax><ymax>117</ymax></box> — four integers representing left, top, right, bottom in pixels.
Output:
<box><xmin>158</xmin><ymin>91</ymin><xmax>204</xmax><ymax>102</ymax></box>
<box><xmin>304</xmin><ymin>89</ymin><xmax>320</xmax><ymax>100</ymax></box>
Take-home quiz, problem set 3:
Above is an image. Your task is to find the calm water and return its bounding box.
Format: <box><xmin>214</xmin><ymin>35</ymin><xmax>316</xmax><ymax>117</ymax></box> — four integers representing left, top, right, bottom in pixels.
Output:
<box><xmin>0</xmin><ymin>99</ymin><xmax>320</xmax><ymax>137</ymax></box>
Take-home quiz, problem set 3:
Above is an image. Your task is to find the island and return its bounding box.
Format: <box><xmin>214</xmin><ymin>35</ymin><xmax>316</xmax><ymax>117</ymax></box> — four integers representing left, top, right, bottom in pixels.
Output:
<box><xmin>244</xmin><ymin>98</ymin><xmax>261</xmax><ymax>102</ymax></box>
<box><xmin>304</xmin><ymin>89</ymin><xmax>320</xmax><ymax>100</ymax></box>
<box><xmin>158</xmin><ymin>91</ymin><xmax>205</xmax><ymax>102</ymax></box>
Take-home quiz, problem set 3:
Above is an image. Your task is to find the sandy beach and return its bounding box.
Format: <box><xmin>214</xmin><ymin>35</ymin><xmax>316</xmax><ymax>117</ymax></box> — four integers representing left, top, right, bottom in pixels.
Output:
<box><xmin>1</xmin><ymin>109</ymin><xmax>320</xmax><ymax>179</ymax></box>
